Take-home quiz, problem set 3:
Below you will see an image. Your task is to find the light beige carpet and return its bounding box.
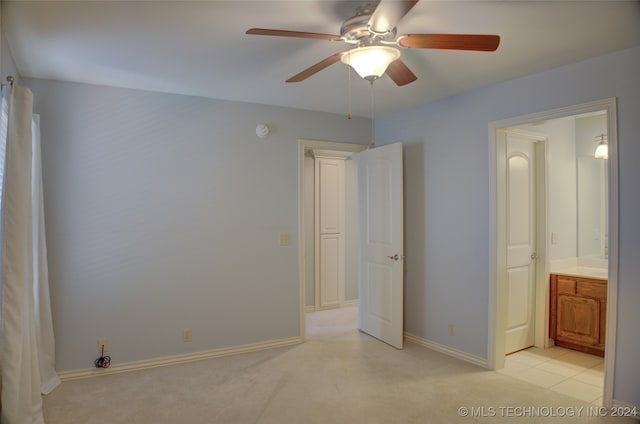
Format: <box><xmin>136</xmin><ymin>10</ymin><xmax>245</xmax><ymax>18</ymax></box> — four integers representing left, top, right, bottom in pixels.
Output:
<box><xmin>43</xmin><ymin>307</ymin><xmax>634</xmax><ymax>423</ymax></box>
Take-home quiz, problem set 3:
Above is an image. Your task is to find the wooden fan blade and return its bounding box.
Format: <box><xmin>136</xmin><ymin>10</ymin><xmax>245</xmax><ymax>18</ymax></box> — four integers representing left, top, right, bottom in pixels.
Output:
<box><xmin>369</xmin><ymin>0</ymin><xmax>419</xmax><ymax>33</ymax></box>
<box><xmin>386</xmin><ymin>59</ymin><xmax>417</xmax><ymax>86</ymax></box>
<box><xmin>399</xmin><ymin>34</ymin><xmax>500</xmax><ymax>51</ymax></box>
<box><xmin>286</xmin><ymin>53</ymin><xmax>343</xmax><ymax>83</ymax></box>
<box><xmin>246</xmin><ymin>28</ymin><xmax>341</xmax><ymax>41</ymax></box>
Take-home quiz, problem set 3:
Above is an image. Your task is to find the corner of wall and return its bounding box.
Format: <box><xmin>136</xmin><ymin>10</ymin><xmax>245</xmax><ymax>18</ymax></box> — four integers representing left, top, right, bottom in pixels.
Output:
<box><xmin>0</xmin><ymin>6</ymin><xmax>21</xmax><ymax>85</ymax></box>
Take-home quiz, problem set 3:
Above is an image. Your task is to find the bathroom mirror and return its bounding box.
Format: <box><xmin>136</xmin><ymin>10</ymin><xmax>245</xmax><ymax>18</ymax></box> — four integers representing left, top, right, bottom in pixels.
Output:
<box><xmin>577</xmin><ymin>155</ymin><xmax>608</xmax><ymax>259</ymax></box>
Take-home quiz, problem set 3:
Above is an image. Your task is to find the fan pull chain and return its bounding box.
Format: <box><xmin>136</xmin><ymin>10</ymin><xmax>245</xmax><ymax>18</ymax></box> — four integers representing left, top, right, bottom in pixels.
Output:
<box><xmin>347</xmin><ymin>52</ymin><xmax>352</xmax><ymax>120</ymax></box>
<box><xmin>370</xmin><ymin>81</ymin><xmax>375</xmax><ymax>146</ymax></box>
<box><xmin>347</xmin><ymin>58</ymin><xmax>352</xmax><ymax>119</ymax></box>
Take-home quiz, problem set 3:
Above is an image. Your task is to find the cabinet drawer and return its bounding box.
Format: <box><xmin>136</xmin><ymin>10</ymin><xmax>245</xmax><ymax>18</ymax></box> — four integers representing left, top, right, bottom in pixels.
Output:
<box><xmin>557</xmin><ymin>277</ymin><xmax>577</xmax><ymax>295</ymax></box>
<box><xmin>578</xmin><ymin>281</ymin><xmax>607</xmax><ymax>300</ymax></box>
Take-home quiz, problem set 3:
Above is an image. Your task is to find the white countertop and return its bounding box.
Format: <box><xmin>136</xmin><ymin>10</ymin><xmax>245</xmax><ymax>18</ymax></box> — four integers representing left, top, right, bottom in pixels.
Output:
<box><xmin>550</xmin><ymin>266</ymin><xmax>608</xmax><ymax>281</ymax></box>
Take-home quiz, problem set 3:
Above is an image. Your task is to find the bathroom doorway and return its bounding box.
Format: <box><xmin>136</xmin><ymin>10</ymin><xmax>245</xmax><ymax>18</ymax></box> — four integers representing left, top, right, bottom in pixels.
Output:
<box><xmin>488</xmin><ymin>98</ymin><xmax>618</xmax><ymax>406</ymax></box>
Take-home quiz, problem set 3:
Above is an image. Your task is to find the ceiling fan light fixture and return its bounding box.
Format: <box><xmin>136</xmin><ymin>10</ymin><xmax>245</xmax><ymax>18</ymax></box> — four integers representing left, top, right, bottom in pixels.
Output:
<box><xmin>341</xmin><ymin>46</ymin><xmax>401</xmax><ymax>81</ymax></box>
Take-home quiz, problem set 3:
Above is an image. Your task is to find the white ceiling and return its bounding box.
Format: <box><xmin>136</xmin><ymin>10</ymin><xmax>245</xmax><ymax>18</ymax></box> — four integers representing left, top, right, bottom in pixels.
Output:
<box><xmin>3</xmin><ymin>1</ymin><xmax>640</xmax><ymax>118</ymax></box>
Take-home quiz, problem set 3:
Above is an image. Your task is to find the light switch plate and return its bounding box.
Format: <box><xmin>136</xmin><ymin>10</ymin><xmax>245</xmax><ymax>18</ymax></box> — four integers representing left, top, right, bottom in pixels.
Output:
<box><xmin>279</xmin><ymin>233</ymin><xmax>290</xmax><ymax>246</ymax></box>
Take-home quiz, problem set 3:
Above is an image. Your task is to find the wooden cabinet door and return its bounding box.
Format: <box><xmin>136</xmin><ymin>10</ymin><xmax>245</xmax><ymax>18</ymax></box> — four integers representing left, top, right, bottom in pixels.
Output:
<box><xmin>599</xmin><ymin>301</ymin><xmax>607</xmax><ymax>345</ymax></box>
<box><xmin>550</xmin><ymin>274</ymin><xmax>606</xmax><ymax>356</ymax></box>
<box><xmin>557</xmin><ymin>294</ymin><xmax>600</xmax><ymax>346</ymax></box>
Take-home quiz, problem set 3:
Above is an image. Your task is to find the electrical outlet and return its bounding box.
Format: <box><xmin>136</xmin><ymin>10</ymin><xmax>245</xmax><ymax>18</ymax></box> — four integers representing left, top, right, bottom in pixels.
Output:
<box><xmin>449</xmin><ymin>323</ymin><xmax>455</xmax><ymax>336</ymax></box>
<box><xmin>183</xmin><ymin>329</ymin><xmax>192</xmax><ymax>342</ymax></box>
<box><xmin>98</xmin><ymin>338</ymin><xmax>109</xmax><ymax>352</ymax></box>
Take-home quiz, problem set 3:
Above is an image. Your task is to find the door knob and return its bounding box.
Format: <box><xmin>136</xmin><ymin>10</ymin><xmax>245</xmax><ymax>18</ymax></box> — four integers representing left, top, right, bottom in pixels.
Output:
<box><xmin>387</xmin><ymin>254</ymin><xmax>405</xmax><ymax>261</ymax></box>
<box><xmin>530</xmin><ymin>253</ymin><xmax>538</xmax><ymax>260</ymax></box>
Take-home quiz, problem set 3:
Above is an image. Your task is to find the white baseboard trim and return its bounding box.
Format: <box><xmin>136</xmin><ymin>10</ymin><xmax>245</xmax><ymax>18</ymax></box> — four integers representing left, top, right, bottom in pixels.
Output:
<box><xmin>341</xmin><ymin>299</ymin><xmax>358</xmax><ymax>308</ymax></box>
<box><xmin>58</xmin><ymin>336</ymin><xmax>302</xmax><ymax>382</ymax></box>
<box><xmin>404</xmin><ymin>332</ymin><xmax>489</xmax><ymax>368</ymax></box>
<box><xmin>304</xmin><ymin>305</ymin><xmax>316</xmax><ymax>313</ymax></box>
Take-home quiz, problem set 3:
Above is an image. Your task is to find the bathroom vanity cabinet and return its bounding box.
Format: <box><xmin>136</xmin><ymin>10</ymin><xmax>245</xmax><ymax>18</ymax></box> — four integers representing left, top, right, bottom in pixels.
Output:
<box><xmin>549</xmin><ymin>273</ymin><xmax>607</xmax><ymax>356</ymax></box>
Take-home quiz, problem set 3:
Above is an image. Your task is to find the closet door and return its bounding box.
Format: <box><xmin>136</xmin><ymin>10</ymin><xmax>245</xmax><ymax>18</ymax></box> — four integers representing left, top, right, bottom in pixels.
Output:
<box><xmin>314</xmin><ymin>154</ymin><xmax>345</xmax><ymax>309</ymax></box>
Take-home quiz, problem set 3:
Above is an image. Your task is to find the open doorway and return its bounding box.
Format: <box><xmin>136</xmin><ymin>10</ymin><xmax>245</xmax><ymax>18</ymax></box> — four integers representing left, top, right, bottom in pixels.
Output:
<box><xmin>297</xmin><ymin>139</ymin><xmax>367</xmax><ymax>338</ymax></box>
<box><xmin>488</xmin><ymin>98</ymin><xmax>618</xmax><ymax>406</ymax></box>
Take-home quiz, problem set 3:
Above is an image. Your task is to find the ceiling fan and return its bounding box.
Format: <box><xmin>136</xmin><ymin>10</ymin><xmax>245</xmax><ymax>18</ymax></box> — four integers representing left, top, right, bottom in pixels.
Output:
<box><xmin>246</xmin><ymin>0</ymin><xmax>500</xmax><ymax>86</ymax></box>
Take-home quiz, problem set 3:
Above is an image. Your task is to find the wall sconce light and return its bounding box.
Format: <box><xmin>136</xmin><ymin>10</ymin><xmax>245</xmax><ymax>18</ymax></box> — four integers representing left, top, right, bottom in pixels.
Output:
<box><xmin>341</xmin><ymin>46</ymin><xmax>401</xmax><ymax>82</ymax></box>
<box><xmin>594</xmin><ymin>133</ymin><xmax>608</xmax><ymax>159</ymax></box>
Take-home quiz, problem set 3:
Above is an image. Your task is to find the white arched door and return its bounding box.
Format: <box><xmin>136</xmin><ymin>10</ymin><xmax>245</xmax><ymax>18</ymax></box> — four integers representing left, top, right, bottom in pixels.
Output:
<box><xmin>505</xmin><ymin>133</ymin><xmax>537</xmax><ymax>354</ymax></box>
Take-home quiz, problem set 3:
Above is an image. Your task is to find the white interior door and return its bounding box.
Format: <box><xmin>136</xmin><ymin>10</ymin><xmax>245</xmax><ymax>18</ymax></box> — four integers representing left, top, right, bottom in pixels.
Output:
<box><xmin>358</xmin><ymin>142</ymin><xmax>404</xmax><ymax>349</ymax></box>
<box><xmin>505</xmin><ymin>133</ymin><xmax>536</xmax><ymax>354</ymax></box>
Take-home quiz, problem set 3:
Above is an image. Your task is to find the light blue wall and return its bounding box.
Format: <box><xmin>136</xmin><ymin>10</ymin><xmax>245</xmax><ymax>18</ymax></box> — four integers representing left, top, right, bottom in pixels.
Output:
<box><xmin>375</xmin><ymin>45</ymin><xmax>640</xmax><ymax>406</ymax></box>
<box><xmin>25</xmin><ymin>78</ymin><xmax>370</xmax><ymax>371</ymax></box>
<box><xmin>533</xmin><ymin>118</ymin><xmax>577</xmax><ymax>261</ymax></box>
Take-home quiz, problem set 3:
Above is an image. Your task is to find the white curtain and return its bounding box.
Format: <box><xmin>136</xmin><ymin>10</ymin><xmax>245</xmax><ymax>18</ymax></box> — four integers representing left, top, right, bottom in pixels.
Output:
<box><xmin>31</xmin><ymin>115</ymin><xmax>60</xmax><ymax>397</ymax></box>
<box><xmin>0</xmin><ymin>84</ymin><xmax>59</xmax><ymax>424</ymax></box>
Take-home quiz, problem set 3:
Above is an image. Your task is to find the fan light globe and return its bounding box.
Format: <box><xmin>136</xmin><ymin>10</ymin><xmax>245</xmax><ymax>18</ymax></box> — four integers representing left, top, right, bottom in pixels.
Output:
<box><xmin>341</xmin><ymin>46</ymin><xmax>401</xmax><ymax>81</ymax></box>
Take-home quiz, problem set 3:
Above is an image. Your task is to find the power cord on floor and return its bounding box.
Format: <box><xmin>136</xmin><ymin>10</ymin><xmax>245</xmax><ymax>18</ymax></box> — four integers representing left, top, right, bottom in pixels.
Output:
<box><xmin>94</xmin><ymin>344</ymin><xmax>111</xmax><ymax>369</ymax></box>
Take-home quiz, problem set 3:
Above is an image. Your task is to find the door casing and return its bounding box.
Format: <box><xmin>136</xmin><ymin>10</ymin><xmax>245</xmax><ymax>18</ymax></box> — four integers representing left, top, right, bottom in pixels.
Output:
<box><xmin>298</xmin><ymin>139</ymin><xmax>367</xmax><ymax>338</ymax></box>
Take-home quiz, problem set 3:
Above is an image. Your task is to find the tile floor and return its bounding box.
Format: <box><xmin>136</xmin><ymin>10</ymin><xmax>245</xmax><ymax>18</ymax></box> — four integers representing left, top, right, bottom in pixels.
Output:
<box><xmin>499</xmin><ymin>346</ymin><xmax>605</xmax><ymax>405</ymax></box>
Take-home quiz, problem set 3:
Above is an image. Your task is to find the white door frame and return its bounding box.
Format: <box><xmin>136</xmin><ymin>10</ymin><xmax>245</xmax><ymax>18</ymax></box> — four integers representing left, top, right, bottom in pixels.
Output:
<box><xmin>298</xmin><ymin>139</ymin><xmax>368</xmax><ymax>338</ymax></box>
<box><xmin>488</xmin><ymin>98</ymin><xmax>619</xmax><ymax>407</ymax></box>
